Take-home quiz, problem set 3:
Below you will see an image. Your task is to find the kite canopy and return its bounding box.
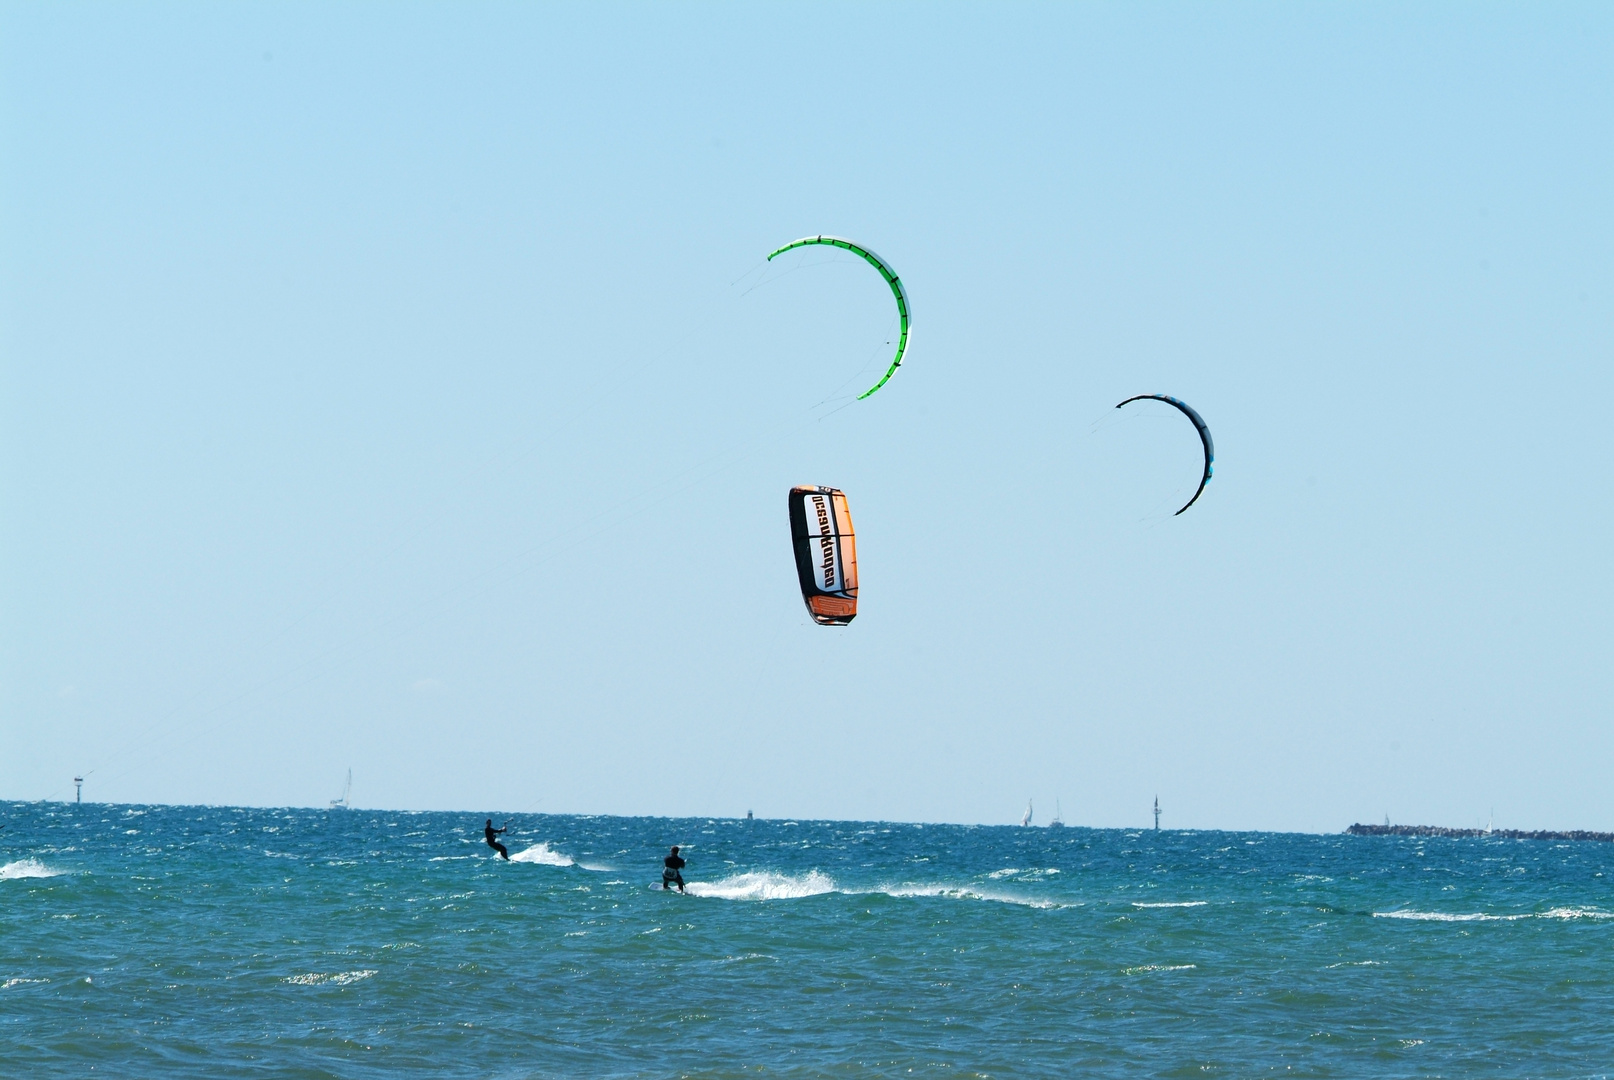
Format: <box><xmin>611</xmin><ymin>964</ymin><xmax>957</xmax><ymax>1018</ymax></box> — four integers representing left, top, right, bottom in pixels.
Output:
<box><xmin>788</xmin><ymin>485</ymin><xmax>859</xmax><ymax>625</ymax></box>
<box><xmin>767</xmin><ymin>235</ymin><xmax>910</xmax><ymax>400</ymax></box>
<box><xmin>1115</xmin><ymin>395</ymin><xmax>1215</xmax><ymax>515</ymax></box>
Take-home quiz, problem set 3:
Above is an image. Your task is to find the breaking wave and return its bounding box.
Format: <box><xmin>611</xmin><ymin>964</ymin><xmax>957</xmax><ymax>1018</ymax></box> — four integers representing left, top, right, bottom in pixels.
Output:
<box><xmin>1539</xmin><ymin>906</ymin><xmax>1614</xmax><ymax>920</ymax></box>
<box><xmin>1374</xmin><ymin>910</ymin><xmax>1522</xmax><ymax>922</ymax></box>
<box><xmin>1</xmin><ymin>859</ymin><xmax>63</xmax><ymax>881</ymax></box>
<box><xmin>876</xmin><ymin>883</ymin><xmax>1063</xmax><ymax>909</ymax></box>
<box><xmin>1375</xmin><ymin>907</ymin><xmax>1614</xmax><ymax>922</ymax></box>
<box><xmin>510</xmin><ymin>843</ymin><xmax>574</xmax><ymax>867</ymax></box>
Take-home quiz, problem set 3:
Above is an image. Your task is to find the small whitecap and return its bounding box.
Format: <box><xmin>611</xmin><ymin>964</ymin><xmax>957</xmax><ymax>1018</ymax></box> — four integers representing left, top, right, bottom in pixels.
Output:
<box><xmin>877</xmin><ymin>883</ymin><xmax>1062</xmax><ymax>909</ymax></box>
<box><xmin>1123</xmin><ymin>963</ymin><xmax>1197</xmax><ymax>975</ymax></box>
<box><xmin>283</xmin><ymin>969</ymin><xmax>378</xmax><ymax>987</ymax></box>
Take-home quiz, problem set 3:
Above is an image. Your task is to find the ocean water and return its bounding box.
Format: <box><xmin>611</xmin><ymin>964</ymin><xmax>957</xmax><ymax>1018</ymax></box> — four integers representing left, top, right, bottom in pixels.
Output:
<box><xmin>4</xmin><ymin>802</ymin><xmax>1613</xmax><ymax>1078</ymax></box>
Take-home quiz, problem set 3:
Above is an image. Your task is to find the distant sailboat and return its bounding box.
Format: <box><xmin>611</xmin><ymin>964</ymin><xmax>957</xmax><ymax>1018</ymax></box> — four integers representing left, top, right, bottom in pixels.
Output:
<box><xmin>1021</xmin><ymin>799</ymin><xmax>1033</xmax><ymax>827</ymax></box>
<box><xmin>1049</xmin><ymin>800</ymin><xmax>1065</xmax><ymax>828</ymax></box>
<box><xmin>330</xmin><ymin>769</ymin><xmax>352</xmax><ymax>810</ymax></box>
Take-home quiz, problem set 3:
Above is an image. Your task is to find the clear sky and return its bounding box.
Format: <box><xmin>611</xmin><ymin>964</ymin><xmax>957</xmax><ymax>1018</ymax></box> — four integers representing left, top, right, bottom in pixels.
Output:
<box><xmin>3</xmin><ymin>3</ymin><xmax>1610</xmax><ymax>830</ymax></box>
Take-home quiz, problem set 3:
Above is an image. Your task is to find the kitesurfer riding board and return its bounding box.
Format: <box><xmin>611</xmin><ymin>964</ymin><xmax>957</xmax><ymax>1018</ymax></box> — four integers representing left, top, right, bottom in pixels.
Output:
<box><xmin>661</xmin><ymin>846</ymin><xmax>686</xmax><ymax>892</ymax></box>
<box><xmin>484</xmin><ymin>819</ymin><xmax>509</xmax><ymax>860</ymax></box>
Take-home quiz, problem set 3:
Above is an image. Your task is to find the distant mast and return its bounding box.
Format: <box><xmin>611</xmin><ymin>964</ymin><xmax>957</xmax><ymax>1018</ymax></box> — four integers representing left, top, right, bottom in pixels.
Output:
<box><xmin>1021</xmin><ymin>799</ymin><xmax>1033</xmax><ymax>827</ymax></box>
<box><xmin>330</xmin><ymin>769</ymin><xmax>352</xmax><ymax>810</ymax></box>
<box><xmin>1153</xmin><ymin>796</ymin><xmax>1160</xmax><ymax>831</ymax></box>
<box><xmin>1049</xmin><ymin>800</ymin><xmax>1064</xmax><ymax>828</ymax></box>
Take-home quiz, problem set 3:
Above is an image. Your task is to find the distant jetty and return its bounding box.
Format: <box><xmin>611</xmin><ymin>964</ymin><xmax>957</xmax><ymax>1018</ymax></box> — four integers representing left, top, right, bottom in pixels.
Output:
<box><xmin>1347</xmin><ymin>823</ymin><xmax>1614</xmax><ymax>843</ymax></box>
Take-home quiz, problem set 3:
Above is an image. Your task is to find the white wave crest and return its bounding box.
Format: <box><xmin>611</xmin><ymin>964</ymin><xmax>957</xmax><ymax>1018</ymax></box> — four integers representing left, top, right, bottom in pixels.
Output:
<box><xmin>283</xmin><ymin>969</ymin><xmax>378</xmax><ymax>986</ymax></box>
<box><xmin>1</xmin><ymin>859</ymin><xmax>63</xmax><ymax>881</ymax></box>
<box><xmin>1133</xmin><ymin>901</ymin><xmax>1208</xmax><ymax>909</ymax></box>
<box><xmin>685</xmin><ymin>871</ymin><xmax>836</xmax><ymax>901</ymax></box>
<box><xmin>1123</xmin><ymin>964</ymin><xmax>1197</xmax><ymax>975</ymax></box>
<box><xmin>1378</xmin><ymin>906</ymin><xmax>1614</xmax><ymax>922</ymax></box>
<box><xmin>510</xmin><ymin>843</ymin><xmax>574</xmax><ymax>867</ymax></box>
<box><xmin>1374</xmin><ymin>910</ymin><xmax>1527</xmax><ymax>922</ymax></box>
<box><xmin>877</xmin><ymin>884</ymin><xmax>1061</xmax><ymax>909</ymax></box>
<box><xmin>1538</xmin><ymin>906</ymin><xmax>1614</xmax><ymax>920</ymax></box>
<box><xmin>3</xmin><ymin>977</ymin><xmax>49</xmax><ymax>989</ymax></box>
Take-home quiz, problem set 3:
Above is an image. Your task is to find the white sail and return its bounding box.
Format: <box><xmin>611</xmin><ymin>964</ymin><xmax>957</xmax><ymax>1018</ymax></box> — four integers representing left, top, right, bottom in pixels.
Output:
<box><xmin>330</xmin><ymin>769</ymin><xmax>352</xmax><ymax>810</ymax></box>
<box><xmin>1021</xmin><ymin>799</ymin><xmax>1033</xmax><ymax>827</ymax></box>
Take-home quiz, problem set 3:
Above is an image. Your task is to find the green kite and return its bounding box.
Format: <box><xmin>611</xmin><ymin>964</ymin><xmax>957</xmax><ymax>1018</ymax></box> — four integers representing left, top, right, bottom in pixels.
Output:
<box><xmin>767</xmin><ymin>235</ymin><xmax>911</xmax><ymax>400</ymax></box>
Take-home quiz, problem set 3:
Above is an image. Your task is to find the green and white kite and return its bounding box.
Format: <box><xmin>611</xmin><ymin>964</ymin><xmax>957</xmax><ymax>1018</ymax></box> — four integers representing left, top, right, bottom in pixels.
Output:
<box><xmin>767</xmin><ymin>235</ymin><xmax>911</xmax><ymax>400</ymax></box>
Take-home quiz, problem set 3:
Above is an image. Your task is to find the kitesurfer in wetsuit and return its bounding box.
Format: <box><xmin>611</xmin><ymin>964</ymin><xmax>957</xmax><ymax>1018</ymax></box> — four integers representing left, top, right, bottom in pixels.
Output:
<box><xmin>661</xmin><ymin>846</ymin><xmax>686</xmax><ymax>892</ymax></box>
<box><xmin>484</xmin><ymin>819</ymin><xmax>509</xmax><ymax>860</ymax></box>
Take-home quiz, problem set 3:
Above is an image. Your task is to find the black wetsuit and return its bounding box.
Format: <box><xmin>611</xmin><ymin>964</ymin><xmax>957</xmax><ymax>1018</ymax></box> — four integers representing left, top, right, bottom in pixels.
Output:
<box><xmin>485</xmin><ymin>823</ymin><xmax>509</xmax><ymax>860</ymax></box>
<box><xmin>662</xmin><ymin>852</ymin><xmax>686</xmax><ymax>891</ymax></box>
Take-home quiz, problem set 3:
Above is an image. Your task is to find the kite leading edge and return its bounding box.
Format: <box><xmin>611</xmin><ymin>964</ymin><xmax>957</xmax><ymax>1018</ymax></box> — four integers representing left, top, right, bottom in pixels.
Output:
<box><xmin>1115</xmin><ymin>395</ymin><xmax>1215</xmax><ymax>515</ymax></box>
<box><xmin>767</xmin><ymin>235</ymin><xmax>910</xmax><ymax>400</ymax></box>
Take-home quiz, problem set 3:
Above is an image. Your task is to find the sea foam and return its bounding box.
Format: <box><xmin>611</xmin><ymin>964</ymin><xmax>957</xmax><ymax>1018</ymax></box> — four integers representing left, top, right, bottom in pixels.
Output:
<box><xmin>0</xmin><ymin>859</ymin><xmax>62</xmax><ymax>881</ymax></box>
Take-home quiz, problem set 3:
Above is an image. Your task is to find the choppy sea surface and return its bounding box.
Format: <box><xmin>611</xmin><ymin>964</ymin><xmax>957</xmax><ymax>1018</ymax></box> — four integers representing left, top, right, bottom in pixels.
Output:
<box><xmin>4</xmin><ymin>802</ymin><xmax>1613</xmax><ymax>1078</ymax></box>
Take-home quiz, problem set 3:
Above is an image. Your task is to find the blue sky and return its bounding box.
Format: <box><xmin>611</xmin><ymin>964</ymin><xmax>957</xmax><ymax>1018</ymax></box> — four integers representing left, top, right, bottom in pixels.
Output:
<box><xmin>3</xmin><ymin>3</ymin><xmax>1610</xmax><ymax>829</ymax></box>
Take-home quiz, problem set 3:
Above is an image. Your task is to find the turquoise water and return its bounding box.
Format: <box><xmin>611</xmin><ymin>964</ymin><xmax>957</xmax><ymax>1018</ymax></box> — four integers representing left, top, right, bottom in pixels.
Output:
<box><xmin>4</xmin><ymin>802</ymin><xmax>1613</xmax><ymax>1077</ymax></box>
